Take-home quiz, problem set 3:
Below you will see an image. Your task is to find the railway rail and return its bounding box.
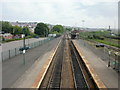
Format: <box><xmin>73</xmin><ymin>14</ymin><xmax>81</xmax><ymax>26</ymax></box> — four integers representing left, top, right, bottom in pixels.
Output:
<box><xmin>37</xmin><ymin>35</ymin><xmax>106</xmax><ymax>89</ymax></box>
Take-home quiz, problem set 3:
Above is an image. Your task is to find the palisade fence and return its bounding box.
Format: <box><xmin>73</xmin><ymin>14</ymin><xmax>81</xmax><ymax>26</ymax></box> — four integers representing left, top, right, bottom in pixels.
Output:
<box><xmin>104</xmin><ymin>47</ymin><xmax>120</xmax><ymax>71</ymax></box>
<box><xmin>1</xmin><ymin>37</ymin><xmax>55</xmax><ymax>61</ymax></box>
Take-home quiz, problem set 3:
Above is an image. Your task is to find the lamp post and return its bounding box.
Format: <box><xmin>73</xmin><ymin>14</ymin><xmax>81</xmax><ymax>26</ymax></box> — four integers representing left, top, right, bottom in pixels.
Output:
<box><xmin>82</xmin><ymin>20</ymin><xmax>85</xmax><ymax>30</ymax></box>
<box><xmin>27</xmin><ymin>34</ymin><xmax>30</xmax><ymax>47</ymax></box>
<box><xmin>108</xmin><ymin>26</ymin><xmax>111</xmax><ymax>67</ymax></box>
<box><xmin>82</xmin><ymin>20</ymin><xmax>86</xmax><ymax>46</ymax></box>
<box><xmin>28</xmin><ymin>38</ymin><xmax>29</xmax><ymax>47</ymax></box>
<box><xmin>23</xmin><ymin>28</ymin><xmax>26</xmax><ymax>65</ymax></box>
<box><xmin>115</xmin><ymin>52</ymin><xmax>119</xmax><ymax>70</ymax></box>
<box><xmin>108</xmin><ymin>50</ymin><xmax>111</xmax><ymax>67</ymax></box>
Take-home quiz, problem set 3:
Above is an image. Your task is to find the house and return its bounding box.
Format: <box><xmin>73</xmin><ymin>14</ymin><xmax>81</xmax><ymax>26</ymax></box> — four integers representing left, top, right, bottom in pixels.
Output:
<box><xmin>1</xmin><ymin>33</ymin><xmax>13</xmax><ymax>40</ymax></box>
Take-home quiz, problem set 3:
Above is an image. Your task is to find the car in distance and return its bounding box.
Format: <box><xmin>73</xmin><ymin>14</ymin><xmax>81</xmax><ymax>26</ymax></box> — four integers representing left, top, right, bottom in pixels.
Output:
<box><xmin>34</xmin><ymin>36</ymin><xmax>39</xmax><ymax>38</ymax></box>
<box><xmin>96</xmin><ymin>43</ymin><xmax>105</xmax><ymax>47</ymax></box>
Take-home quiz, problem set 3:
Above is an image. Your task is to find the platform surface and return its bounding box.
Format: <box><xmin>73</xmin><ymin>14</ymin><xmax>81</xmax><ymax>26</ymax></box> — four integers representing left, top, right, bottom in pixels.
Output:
<box><xmin>2</xmin><ymin>37</ymin><xmax>61</xmax><ymax>88</ymax></box>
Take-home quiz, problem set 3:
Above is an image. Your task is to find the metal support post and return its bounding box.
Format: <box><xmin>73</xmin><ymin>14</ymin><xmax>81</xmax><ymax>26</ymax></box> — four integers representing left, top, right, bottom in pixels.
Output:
<box><xmin>108</xmin><ymin>51</ymin><xmax>111</xmax><ymax>67</ymax></box>
<box><xmin>1</xmin><ymin>52</ymin><xmax>3</xmax><ymax>62</ymax></box>
<box><xmin>23</xmin><ymin>52</ymin><xmax>25</xmax><ymax>65</ymax></box>
<box><xmin>15</xmin><ymin>48</ymin><xmax>16</xmax><ymax>56</ymax></box>
<box><xmin>9</xmin><ymin>50</ymin><xmax>10</xmax><ymax>59</ymax></box>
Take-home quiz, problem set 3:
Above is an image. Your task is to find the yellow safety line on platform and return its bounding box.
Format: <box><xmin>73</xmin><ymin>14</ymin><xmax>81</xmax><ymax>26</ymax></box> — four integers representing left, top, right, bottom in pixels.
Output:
<box><xmin>32</xmin><ymin>38</ymin><xmax>62</xmax><ymax>89</ymax></box>
<box><xmin>72</xmin><ymin>40</ymin><xmax>107</xmax><ymax>89</ymax></box>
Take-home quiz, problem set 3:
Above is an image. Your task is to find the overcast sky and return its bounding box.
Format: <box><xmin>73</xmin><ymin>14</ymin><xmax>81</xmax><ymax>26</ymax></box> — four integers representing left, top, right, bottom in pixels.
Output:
<box><xmin>1</xmin><ymin>0</ymin><xmax>119</xmax><ymax>29</ymax></box>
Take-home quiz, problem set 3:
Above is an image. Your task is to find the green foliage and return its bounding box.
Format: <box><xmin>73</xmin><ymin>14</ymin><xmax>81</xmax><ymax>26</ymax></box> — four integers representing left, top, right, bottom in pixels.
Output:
<box><xmin>13</xmin><ymin>26</ymin><xmax>30</xmax><ymax>36</ymax></box>
<box><xmin>34</xmin><ymin>23</ymin><xmax>49</xmax><ymax>37</ymax></box>
<box><xmin>79</xmin><ymin>31</ymin><xmax>110</xmax><ymax>40</ymax></box>
<box><xmin>29</xmin><ymin>33</ymin><xmax>38</xmax><ymax>37</ymax></box>
<box><xmin>22</xmin><ymin>26</ymin><xmax>30</xmax><ymax>36</ymax></box>
<box><xmin>2</xmin><ymin>36</ymin><xmax>33</xmax><ymax>43</ymax></box>
<box><xmin>12</xmin><ymin>25</ymin><xmax>22</xmax><ymax>35</ymax></box>
<box><xmin>2</xmin><ymin>38</ymin><xmax>23</xmax><ymax>43</ymax></box>
<box><xmin>65</xmin><ymin>28</ymin><xmax>72</xmax><ymax>31</ymax></box>
<box><xmin>51</xmin><ymin>25</ymin><xmax>64</xmax><ymax>33</ymax></box>
<box><xmin>1</xmin><ymin>21</ymin><xmax>13</xmax><ymax>33</ymax></box>
<box><xmin>95</xmin><ymin>39</ymin><xmax>120</xmax><ymax>48</ymax></box>
<box><xmin>1</xmin><ymin>21</ymin><xmax>31</xmax><ymax>36</ymax></box>
<box><xmin>49</xmin><ymin>31</ymin><xmax>60</xmax><ymax>34</ymax></box>
<box><xmin>79</xmin><ymin>30</ymin><xmax>119</xmax><ymax>48</ymax></box>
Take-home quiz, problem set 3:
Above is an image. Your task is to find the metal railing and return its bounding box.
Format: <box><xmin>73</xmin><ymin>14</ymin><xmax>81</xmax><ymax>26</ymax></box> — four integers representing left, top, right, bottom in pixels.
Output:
<box><xmin>1</xmin><ymin>37</ymin><xmax>55</xmax><ymax>61</ymax></box>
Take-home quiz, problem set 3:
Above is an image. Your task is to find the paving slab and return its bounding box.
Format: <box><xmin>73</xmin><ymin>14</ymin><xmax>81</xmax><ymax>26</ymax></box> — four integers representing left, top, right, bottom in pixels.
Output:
<box><xmin>11</xmin><ymin>48</ymin><xmax>56</xmax><ymax>88</ymax></box>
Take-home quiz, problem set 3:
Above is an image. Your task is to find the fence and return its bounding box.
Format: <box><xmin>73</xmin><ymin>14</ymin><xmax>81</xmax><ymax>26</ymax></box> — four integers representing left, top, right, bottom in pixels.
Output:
<box><xmin>79</xmin><ymin>39</ymin><xmax>120</xmax><ymax>72</ymax></box>
<box><xmin>1</xmin><ymin>37</ymin><xmax>55</xmax><ymax>61</ymax></box>
<box><xmin>104</xmin><ymin>47</ymin><xmax>120</xmax><ymax>71</ymax></box>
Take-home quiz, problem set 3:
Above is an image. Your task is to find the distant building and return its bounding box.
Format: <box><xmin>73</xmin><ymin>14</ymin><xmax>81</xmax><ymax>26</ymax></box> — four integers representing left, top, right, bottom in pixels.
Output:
<box><xmin>10</xmin><ymin>21</ymin><xmax>37</xmax><ymax>33</ymax></box>
<box><xmin>47</xmin><ymin>24</ymin><xmax>54</xmax><ymax>31</ymax></box>
<box><xmin>10</xmin><ymin>21</ymin><xmax>56</xmax><ymax>33</ymax></box>
<box><xmin>0</xmin><ymin>33</ymin><xmax>13</xmax><ymax>40</ymax></box>
<box><xmin>13</xmin><ymin>35</ymin><xmax>21</xmax><ymax>39</ymax></box>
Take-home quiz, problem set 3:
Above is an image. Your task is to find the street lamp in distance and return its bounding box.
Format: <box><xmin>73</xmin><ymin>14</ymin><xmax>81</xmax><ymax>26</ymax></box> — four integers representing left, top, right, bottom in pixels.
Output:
<box><xmin>82</xmin><ymin>20</ymin><xmax>85</xmax><ymax>29</ymax></box>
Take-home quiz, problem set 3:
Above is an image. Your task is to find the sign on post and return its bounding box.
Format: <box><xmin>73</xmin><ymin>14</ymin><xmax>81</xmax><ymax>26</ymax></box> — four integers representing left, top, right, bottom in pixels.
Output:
<box><xmin>23</xmin><ymin>50</ymin><xmax>26</xmax><ymax>54</ymax></box>
<box><xmin>109</xmin><ymin>51</ymin><xmax>111</xmax><ymax>55</ymax></box>
<box><xmin>21</xmin><ymin>34</ymin><xmax>25</xmax><ymax>38</ymax></box>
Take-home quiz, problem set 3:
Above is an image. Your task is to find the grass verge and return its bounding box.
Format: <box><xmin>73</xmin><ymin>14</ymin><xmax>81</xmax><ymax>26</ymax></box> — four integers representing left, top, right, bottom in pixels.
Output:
<box><xmin>95</xmin><ymin>39</ymin><xmax>120</xmax><ymax>48</ymax></box>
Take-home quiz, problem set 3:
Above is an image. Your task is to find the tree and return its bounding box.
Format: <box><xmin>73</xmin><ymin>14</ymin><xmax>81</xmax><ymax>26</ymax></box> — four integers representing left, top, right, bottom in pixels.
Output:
<box><xmin>1</xmin><ymin>21</ymin><xmax>13</xmax><ymax>33</ymax></box>
<box><xmin>22</xmin><ymin>26</ymin><xmax>30</xmax><ymax>36</ymax></box>
<box><xmin>12</xmin><ymin>25</ymin><xmax>22</xmax><ymax>35</ymax></box>
<box><xmin>51</xmin><ymin>25</ymin><xmax>64</xmax><ymax>33</ymax></box>
<box><xmin>65</xmin><ymin>28</ymin><xmax>72</xmax><ymax>31</ymax></box>
<box><xmin>34</xmin><ymin>23</ymin><xmax>49</xmax><ymax>37</ymax></box>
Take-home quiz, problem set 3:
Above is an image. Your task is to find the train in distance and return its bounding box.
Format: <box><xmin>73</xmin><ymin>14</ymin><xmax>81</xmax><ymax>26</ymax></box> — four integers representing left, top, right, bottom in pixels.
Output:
<box><xmin>70</xmin><ymin>30</ymin><xmax>79</xmax><ymax>39</ymax></box>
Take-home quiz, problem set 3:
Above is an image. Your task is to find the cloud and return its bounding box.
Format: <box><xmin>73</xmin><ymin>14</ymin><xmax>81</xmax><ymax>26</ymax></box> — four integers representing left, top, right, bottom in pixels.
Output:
<box><xmin>2</xmin><ymin>0</ymin><xmax>119</xmax><ymax>2</ymax></box>
<box><xmin>1</xmin><ymin>0</ymin><xmax>118</xmax><ymax>28</ymax></box>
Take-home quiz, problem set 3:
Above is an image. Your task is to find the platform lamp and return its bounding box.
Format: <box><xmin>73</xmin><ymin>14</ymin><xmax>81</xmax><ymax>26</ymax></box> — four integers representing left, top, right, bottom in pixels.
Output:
<box><xmin>28</xmin><ymin>34</ymin><xmax>30</xmax><ymax>47</ymax></box>
<box><xmin>82</xmin><ymin>20</ymin><xmax>85</xmax><ymax>29</ymax></box>
<box><xmin>82</xmin><ymin>20</ymin><xmax>85</xmax><ymax>46</ymax></box>
<box><xmin>22</xmin><ymin>27</ymin><xmax>26</xmax><ymax>65</ymax></box>
<box><xmin>108</xmin><ymin>26</ymin><xmax>111</xmax><ymax>67</ymax></box>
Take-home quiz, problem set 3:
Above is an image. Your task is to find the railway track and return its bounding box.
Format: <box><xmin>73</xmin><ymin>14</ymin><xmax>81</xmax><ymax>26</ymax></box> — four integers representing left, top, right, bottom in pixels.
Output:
<box><xmin>39</xmin><ymin>35</ymin><xmax>106</xmax><ymax>89</ymax></box>
<box><xmin>39</xmin><ymin>38</ymin><xmax>64</xmax><ymax>89</ymax></box>
<box><xmin>70</xmin><ymin>40</ymin><xmax>97</xmax><ymax>89</ymax></box>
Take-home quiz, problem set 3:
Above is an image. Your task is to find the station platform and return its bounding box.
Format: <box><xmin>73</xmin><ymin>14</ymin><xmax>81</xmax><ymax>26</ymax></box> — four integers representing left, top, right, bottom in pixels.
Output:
<box><xmin>6</xmin><ymin>37</ymin><xmax>119</xmax><ymax>89</ymax></box>
<box><xmin>73</xmin><ymin>40</ymin><xmax>119</xmax><ymax>89</ymax></box>
<box><xmin>3</xmin><ymin>37</ymin><xmax>61</xmax><ymax>88</ymax></box>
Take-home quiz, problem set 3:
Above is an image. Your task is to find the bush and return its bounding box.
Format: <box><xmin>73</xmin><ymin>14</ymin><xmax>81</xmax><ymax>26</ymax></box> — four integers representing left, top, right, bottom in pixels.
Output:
<box><xmin>49</xmin><ymin>31</ymin><xmax>59</xmax><ymax>34</ymax></box>
<box><xmin>5</xmin><ymin>38</ymin><xmax>23</xmax><ymax>42</ymax></box>
<box><xmin>96</xmin><ymin>39</ymin><xmax>120</xmax><ymax>48</ymax></box>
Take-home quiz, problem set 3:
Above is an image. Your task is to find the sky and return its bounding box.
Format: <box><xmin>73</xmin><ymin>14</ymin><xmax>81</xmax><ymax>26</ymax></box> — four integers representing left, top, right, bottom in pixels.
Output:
<box><xmin>1</xmin><ymin>0</ymin><xmax>119</xmax><ymax>29</ymax></box>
